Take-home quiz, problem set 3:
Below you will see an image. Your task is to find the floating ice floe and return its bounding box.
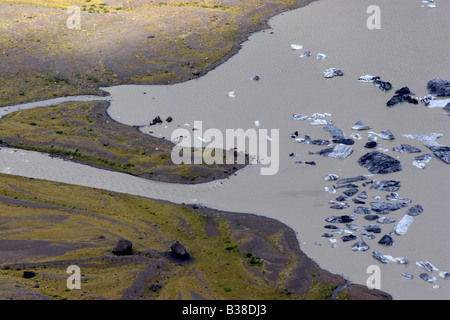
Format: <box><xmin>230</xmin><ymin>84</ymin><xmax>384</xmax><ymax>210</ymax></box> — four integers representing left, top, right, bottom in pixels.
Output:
<box><xmin>292</xmin><ymin>114</ymin><xmax>309</xmax><ymax>120</ymax></box>
<box><xmin>324</xmin><ymin>68</ymin><xmax>343</xmax><ymax>78</ymax></box>
<box><xmin>298</xmin><ymin>51</ymin><xmax>311</xmax><ymax>57</ymax></box>
<box><xmin>394</xmin><ymin>215</ymin><xmax>414</xmax><ymax>235</ymax></box>
<box><xmin>351</xmin><ymin>239</ymin><xmax>370</xmax><ymax>251</ymax></box>
<box><xmin>310</xmin><ymin>144</ymin><xmax>353</xmax><ymax>159</ymax></box>
<box><xmin>316</xmin><ymin>53</ymin><xmax>326</xmax><ymax>60</ymax></box>
<box><xmin>369</xmin><ymin>130</ymin><xmax>395</xmax><ymax>140</ymax></box>
<box><xmin>392</xmin><ymin>144</ymin><xmax>422</xmax><ymax>153</ymax></box>
<box><xmin>402</xmin><ymin>133</ymin><xmax>442</xmax><ymax>141</ymax></box>
<box><xmin>440</xmin><ymin>271</ymin><xmax>450</xmax><ymax>279</ymax></box>
<box><xmin>323</xmin><ymin>173</ymin><xmax>340</xmax><ymax>181</ymax></box>
<box><xmin>290</xmin><ymin>44</ymin><xmax>303</xmax><ymax>50</ymax></box>
<box><xmin>352</xmin><ymin>121</ymin><xmax>371</xmax><ymax>131</ymax></box>
<box><xmin>420</xmin><ymin>273</ymin><xmax>436</xmax><ymax>283</ymax></box>
<box><xmin>412</xmin><ymin>153</ymin><xmax>434</xmax><ymax>169</ymax></box>
<box><xmin>250</xmin><ymin>76</ymin><xmax>260</xmax><ymax>81</ymax></box>
<box><xmin>416</xmin><ymin>261</ymin><xmax>439</xmax><ymax>272</ymax></box>
<box><xmin>227</xmin><ymin>91</ymin><xmax>236</xmax><ymax>97</ymax></box>
<box><xmin>254</xmin><ymin>120</ymin><xmax>260</xmax><ymax>126</ymax></box>
<box><xmin>311</xmin><ymin>118</ymin><xmax>333</xmax><ymax>125</ymax></box>
<box><xmin>423</xmin><ymin>141</ymin><xmax>450</xmax><ymax>164</ymax></box>
<box><xmin>402</xmin><ymin>273</ymin><xmax>414</xmax><ymax>280</ymax></box>
<box><xmin>428</xmin><ymin>99</ymin><xmax>450</xmax><ymax>108</ymax></box>
<box><xmin>357</xmin><ymin>151</ymin><xmax>402</xmax><ymax>174</ymax></box>
<box><xmin>358</xmin><ymin>75</ymin><xmax>380</xmax><ymax>82</ymax></box>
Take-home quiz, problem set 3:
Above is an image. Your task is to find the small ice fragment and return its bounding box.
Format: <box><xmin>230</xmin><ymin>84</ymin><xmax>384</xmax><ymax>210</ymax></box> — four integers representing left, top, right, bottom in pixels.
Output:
<box><xmin>254</xmin><ymin>120</ymin><xmax>260</xmax><ymax>127</ymax></box>
<box><xmin>416</xmin><ymin>261</ymin><xmax>439</xmax><ymax>272</ymax></box>
<box><xmin>292</xmin><ymin>114</ymin><xmax>308</xmax><ymax>120</ymax></box>
<box><xmin>316</xmin><ymin>53</ymin><xmax>326</xmax><ymax>59</ymax></box>
<box><xmin>419</xmin><ymin>273</ymin><xmax>436</xmax><ymax>283</ymax></box>
<box><xmin>290</xmin><ymin>44</ymin><xmax>303</xmax><ymax>50</ymax></box>
<box><xmin>298</xmin><ymin>51</ymin><xmax>311</xmax><ymax>57</ymax></box>
<box><xmin>401</xmin><ymin>273</ymin><xmax>413</xmax><ymax>280</ymax></box>
<box><xmin>439</xmin><ymin>271</ymin><xmax>450</xmax><ymax>279</ymax></box>
<box><xmin>227</xmin><ymin>91</ymin><xmax>236</xmax><ymax>97</ymax></box>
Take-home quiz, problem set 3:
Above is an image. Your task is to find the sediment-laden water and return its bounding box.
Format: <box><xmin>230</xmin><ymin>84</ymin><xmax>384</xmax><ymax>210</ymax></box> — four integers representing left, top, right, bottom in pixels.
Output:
<box><xmin>1</xmin><ymin>0</ymin><xmax>449</xmax><ymax>299</ymax></box>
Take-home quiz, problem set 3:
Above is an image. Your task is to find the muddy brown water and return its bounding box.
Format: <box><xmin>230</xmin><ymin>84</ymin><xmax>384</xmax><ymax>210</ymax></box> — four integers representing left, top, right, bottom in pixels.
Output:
<box><xmin>1</xmin><ymin>0</ymin><xmax>449</xmax><ymax>299</ymax></box>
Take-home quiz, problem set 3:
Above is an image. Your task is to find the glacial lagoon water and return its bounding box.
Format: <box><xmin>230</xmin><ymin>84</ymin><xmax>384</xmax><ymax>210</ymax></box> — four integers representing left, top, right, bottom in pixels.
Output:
<box><xmin>1</xmin><ymin>0</ymin><xmax>449</xmax><ymax>299</ymax></box>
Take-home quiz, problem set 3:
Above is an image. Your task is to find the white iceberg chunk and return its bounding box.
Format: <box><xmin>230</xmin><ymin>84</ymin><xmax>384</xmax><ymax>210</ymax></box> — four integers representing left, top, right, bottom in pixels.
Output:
<box><xmin>416</xmin><ymin>261</ymin><xmax>439</xmax><ymax>272</ymax></box>
<box><xmin>394</xmin><ymin>215</ymin><xmax>414</xmax><ymax>235</ymax></box>
<box><xmin>290</xmin><ymin>44</ymin><xmax>303</xmax><ymax>50</ymax></box>
<box><xmin>316</xmin><ymin>53</ymin><xmax>326</xmax><ymax>60</ymax></box>
<box><xmin>227</xmin><ymin>91</ymin><xmax>236</xmax><ymax>97</ymax></box>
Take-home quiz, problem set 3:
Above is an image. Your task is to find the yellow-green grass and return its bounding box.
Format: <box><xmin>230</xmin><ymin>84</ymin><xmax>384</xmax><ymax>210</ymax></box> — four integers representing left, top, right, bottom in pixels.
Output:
<box><xmin>0</xmin><ymin>101</ymin><xmax>239</xmax><ymax>182</ymax></box>
<box><xmin>0</xmin><ymin>173</ymin><xmax>340</xmax><ymax>300</ymax></box>
<box><xmin>0</xmin><ymin>0</ymin><xmax>310</xmax><ymax>106</ymax></box>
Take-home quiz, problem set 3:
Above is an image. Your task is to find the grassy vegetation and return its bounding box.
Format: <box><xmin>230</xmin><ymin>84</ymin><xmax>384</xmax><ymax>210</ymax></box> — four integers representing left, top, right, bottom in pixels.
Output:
<box><xmin>0</xmin><ymin>101</ymin><xmax>240</xmax><ymax>182</ymax></box>
<box><xmin>0</xmin><ymin>174</ymin><xmax>339</xmax><ymax>300</ymax></box>
<box><xmin>0</xmin><ymin>0</ymin><xmax>309</xmax><ymax>106</ymax></box>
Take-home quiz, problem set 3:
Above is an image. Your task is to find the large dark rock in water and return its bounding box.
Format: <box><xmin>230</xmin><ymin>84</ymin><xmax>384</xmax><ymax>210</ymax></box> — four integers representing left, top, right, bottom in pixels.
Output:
<box><xmin>357</xmin><ymin>151</ymin><xmax>402</xmax><ymax>174</ymax></box>
<box><xmin>112</xmin><ymin>239</ymin><xmax>133</xmax><ymax>256</ymax></box>
<box><xmin>171</xmin><ymin>241</ymin><xmax>190</xmax><ymax>259</ymax></box>
<box><xmin>426</xmin><ymin>78</ymin><xmax>450</xmax><ymax>96</ymax></box>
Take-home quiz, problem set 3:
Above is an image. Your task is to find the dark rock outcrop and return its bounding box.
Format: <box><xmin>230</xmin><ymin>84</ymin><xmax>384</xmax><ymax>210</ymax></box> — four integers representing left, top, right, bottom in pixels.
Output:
<box><xmin>112</xmin><ymin>239</ymin><xmax>133</xmax><ymax>256</ymax></box>
<box><xmin>171</xmin><ymin>241</ymin><xmax>190</xmax><ymax>259</ymax></box>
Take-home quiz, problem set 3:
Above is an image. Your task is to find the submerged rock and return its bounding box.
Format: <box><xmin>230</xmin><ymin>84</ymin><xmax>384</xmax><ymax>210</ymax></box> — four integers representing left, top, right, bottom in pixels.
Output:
<box><xmin>423</xmin><ymin>141</ymin><xmax>450</xmax><ymax>164</ymax></box>
<box><xmin>392</xmin><ymin>144</ymin><xmax>422</xmax><ymax>153</ymax></box>
<box><xmin>357</xmin><ymin>151</ymin><xmax>402</xmax><ymax>174</ymax></box>
<box><xmin>426</xmin><ymin>78</ymin><xmax>450</xmax><ymax>96</ymax></box>
<box><xmin>310</xmin><ymin>144</ymin><xmax>353</xmax><ymax>159</ymax></box>
<box><xmin>394</xmin><ymin>215</ymin><xmax>414</xmax><ymax>235</ymax></box>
